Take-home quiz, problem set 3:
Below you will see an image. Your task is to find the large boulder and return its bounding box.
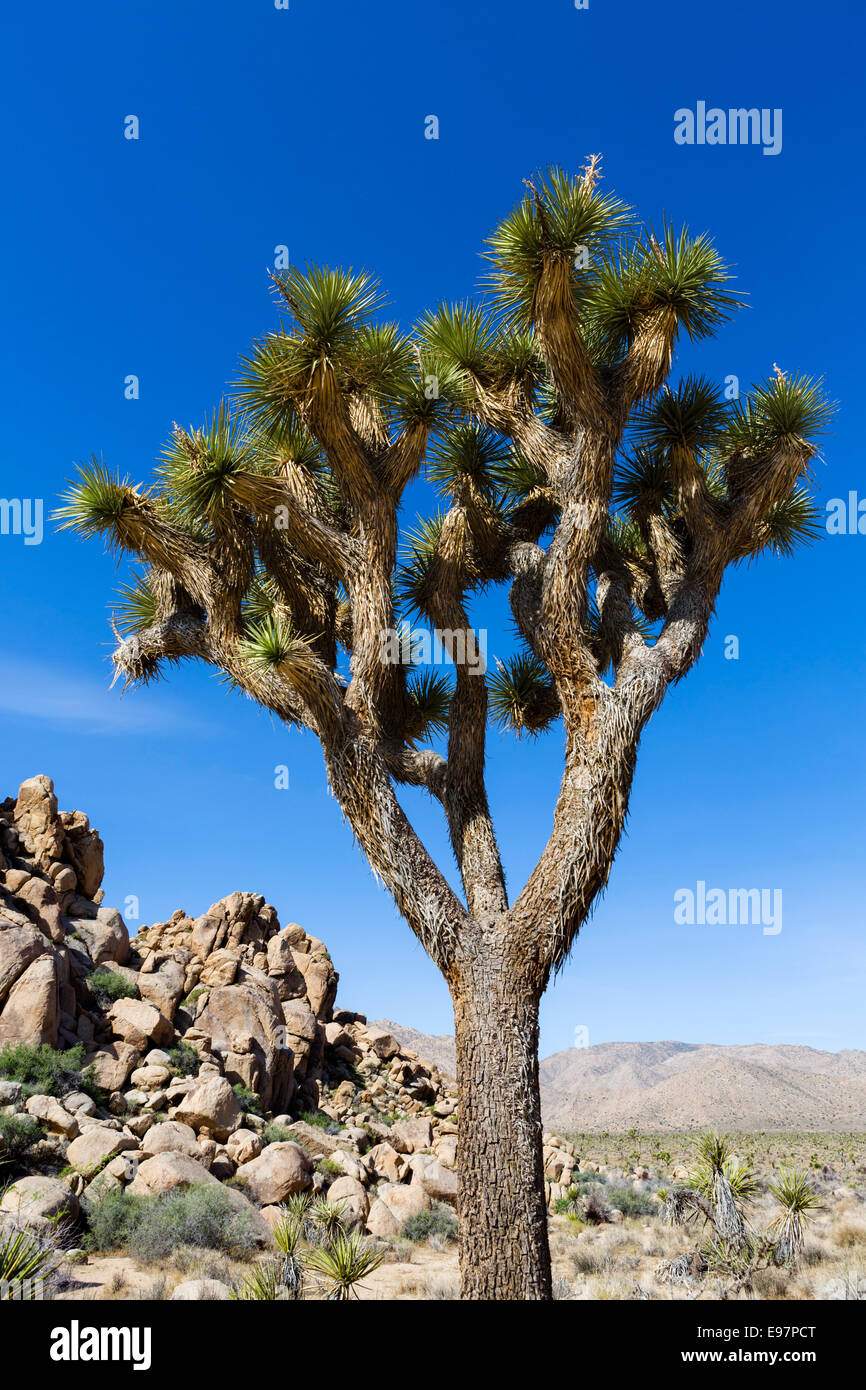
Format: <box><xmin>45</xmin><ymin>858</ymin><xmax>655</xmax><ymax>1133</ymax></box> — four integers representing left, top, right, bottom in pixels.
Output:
<box><xmin>325</xmin><ymin>1176</ymin><xmax>369</xmax><ymax>1226</ymax></box>
<box><xmin>13</xmin><ymin>777</ymin><xmax>64</xmax><ymax>872</ymax></box>
<box><xmin>365</xmin><ymin>1197</ymin><xmax>400</xmax><ymax>1239</ymax></box>
<box><xmin>237</xmin><ymin>1143</ymin><xmax>312</xmax><ymax>1205</ymax></box>
<box><xmin>376</xmin><ymin>1181</ymin><xmax>430</xmax><ymax>1226</ymax></box>
<box><xmin>69</xmin><ymin>908</ymin><xmax>129</xmax><ymax>966</ymax></box>
<box><xmin>141</xmin><ymin>1120</ymin><xmax>203</xmax><ymax>1163</ymax></box>
<box><xmin>226</xmin><ymin>1129</ymin><xmax>262</xmax><ymax>1166</ymax></box>
<box><xmin>84</xmin><ymin>1042</ymin><xmax>140</xmax><ymax>1091</ymax></box>
<box><xmin>59</xmin><ymin>809</ymin><xmax>104</xmax><ymax>899</ymax></box>
<box><xmin>65</xmin><ymin>1127</ymin><xmax>139</xmax><ymax>1176</ymax></box>
<box><xmin>199</xmin><ymin>949</ymin><xmax>242</xmax><ymax>988</ymax></box>
<box><xmin>14</xmin><ymin>775</ymin><xmax>58</xmax><ymax>835</ymax></box>
<box><xmin>14</xmin><ymin>879</ymin><xmax>65</xmax><ymax>945</ymax></box>
<box><xmin>361</xmin><ymin>1026</ymin><xmax>401</xmax><ymax>1061</ymax></box>
<box><xmin>1</xmin><ymin>1175</ymin><xmax>78</xmax><ymax>1227</ymax></box>
<box><xmin>265</xmin><ymin>929</ymin><xmax>306</xmax><ymax>1000</ymax></box>
<box><xmin>279</xmin><ymin>1002</ymin><xmax>319</xmax><ymax>1080</ymax></box>
<box><xmin>281</xmin><ymin>1119</ymin><xmax>342</xmax><ymax>1160</ymax></box>
<box><xmin>392</xmin><ymin>1117</ymin><xmax>433</xmax><ymax>1153</ymax></box>
<box><xmin>171</xmin><ymin>1279</ymin><xmax>230</xmax><ymax>1301</ymax></box>
<box><xmin>0</xmin><ymin>953</ymin><xmax>58</xmax><ymax>1046</ymax></box>
<box><xmin>129</xmin><ymin>1152</ymin><xmax>220</xmax><ymax>1196</ymax></box>
<box><xmin>0</xmin><ymin>924</ymin><xmax>49</xmax><ymax>1005</ymax></box>
<box><xmin>197</xmin><ymin>983</ymin><xmax>293</xmax><ymax>1114</ymax></box>
<box><xmin>107</xmin><ymin>997</ymin><xmax>172</xmax><ymax>1049</ymax></box>
<box><xmin>137</xmin><ymin>958</ymin><xmax>185</xmax><ymax>1018</ymax></box>
<box><xmin>410</xmin><ymin>1155</ymin><xmax>458</xmax><ymax>1206</ymax></box>
<box><xmin>130</xmin><ymin>1065</ymin><xmax>172</xmax><ymax>1091</ymax></box>
<box><xmin>173</xmin><ymin>1076</ymin><xmax>242</xmax><ymax>1142</ymax></box>
<box><xmin>25</xmin><ymin>1093</ymin><xmax>79</xmax><ymax>1138</ymax></box>
<box><xmin>366</xmin><ymin>1141</ymin><xmax>409</xmax><ymax>1184</ymax></box>
<box><xmin>290</xmin><ymin>947</ymin><xmax>337</xmax><ymax>1020</ymax></box>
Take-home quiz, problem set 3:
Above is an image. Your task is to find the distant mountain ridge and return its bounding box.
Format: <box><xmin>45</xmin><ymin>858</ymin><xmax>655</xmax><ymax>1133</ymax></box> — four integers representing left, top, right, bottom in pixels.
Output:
<box><xmin>375</xmin><ymin>1026</ymin><xmax>866</xmax><ymax>1132</ymax></box>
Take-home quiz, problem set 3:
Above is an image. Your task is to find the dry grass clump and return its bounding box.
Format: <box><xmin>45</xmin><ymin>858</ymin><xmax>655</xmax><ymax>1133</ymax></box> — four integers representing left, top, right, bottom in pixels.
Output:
<box><xmin>835</xmin><ymin>1220</ymin><xmax>866</xmax><ymax>1249</ymax></box>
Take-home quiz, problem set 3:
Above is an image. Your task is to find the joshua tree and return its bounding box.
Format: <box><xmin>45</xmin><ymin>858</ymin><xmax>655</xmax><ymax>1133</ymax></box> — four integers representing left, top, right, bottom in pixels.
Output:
<box><xmin>660</xmin><ymin>1135</ymin><xmax>822</xmax><ymax>1292</ymax></box>
<box><xmin>57</xmin><ymin>161</ymin><xmax>831</xmax><ymax>1300</ymax></box>
<box><xmin>768</xmin><ymin>1169</ymin><xmax>824</xmax><ymax>1265</ymax></box>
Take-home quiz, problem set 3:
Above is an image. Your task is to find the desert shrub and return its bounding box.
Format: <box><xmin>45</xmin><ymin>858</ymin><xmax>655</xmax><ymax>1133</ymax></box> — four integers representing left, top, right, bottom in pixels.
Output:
<box><xmin>570</xmin><ymin>1242</ymin><xmax>615</xmax><ymax>1277</ymax></box>
<box><xmin>232</xmin><ymin>1085</ymin><xmax>261</xmax><ymax>1116</ymax></box>
<box><xmin>85</xmin><ymin>1184</ymin><xmax>259</xmax><ymax>1262</ymax></box>
<box><xmin>402</xmin><ymin>1203</ymin><xmax>458</xmax><ymax>1244</ymax></box>
<box><xmin>140</xmin><ymin>1275</ymin><xmax>169</xmax><ymax>1301</ymax></box>
<box><xmin>581</xmin><ymin>1189</ymin><xmax>612</xmax><ymax>1224</ymax></box>
<box><xmin>83</xmin><ymin>1188</ymin><xmax>145</xmax><ymax>1252</ymax></box>
<box><xmin>573</xmin><ymin>1170</ymin><xmax>607</xmax><ymax>1187</ymax></box>
<box><xmin>604</xmin><ymin>1185</ymin><xmax>658</xmax><ymax>1218</ymax></box>
<box><xmin>299</xmin><ymin>1110</ymin><xmax>332</xmax><ymax>1130</ymax></box>
<box><xmin>261</xmin><ymin>1123</ymin><xmax>292</xmax><ymax>1146</ymax></box>
<box><xmin>0</xmin><ymin>1113</ymin><xmax>44</xmax><ymax>1168</ymax></box>
<box><xmin>0</xmin><ymin>1042</ymin><xmax>102</xmax><ymax>1102</ymax></box>
<box><xmin>835</xmin><ymin>1221</ymin><xmax>866</xmax><ymax>1249</ymax></box>
<box><xmin>167</xmin><ymin>1042</ymin><xmax>200</xmax><ymax>1077</ymax></box>
<box><xmin>87</xmin><ymin>968</ymin><xmax>138</xmax><ymax>1010</ymax></box>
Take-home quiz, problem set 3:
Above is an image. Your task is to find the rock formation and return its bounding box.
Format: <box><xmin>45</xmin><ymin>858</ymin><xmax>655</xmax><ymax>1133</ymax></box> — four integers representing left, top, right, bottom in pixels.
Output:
<box><xmin>0</xmin><ymin>779</ymin><xmax>595</xmax><ymax>1241</ymax></box>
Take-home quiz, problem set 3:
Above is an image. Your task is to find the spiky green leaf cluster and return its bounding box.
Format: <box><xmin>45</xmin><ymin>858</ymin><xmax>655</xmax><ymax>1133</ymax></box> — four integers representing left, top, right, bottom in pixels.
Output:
<box><xmin>429</xmin><ymin>425</ymin><xmax>507</xmax><ymax>503</ymax></box>
<box><xmin>406</xmin><ymin>670</ymin><xmax>451</xmax><ymax>742</ymax></box>
<box><xmin>753</xmin><ymin>487</ymin><xmax>823</xmax><ymax>557</ymax></box>
<box><xmin>725</xmin><ymin>373</ymin><xmax>833</xmax><ymax>455</ymax></box>
<box><xmin>114</xmin><ymin>571</ymin><xmax>158</xmax><ymax>636</ymax></box>
<box><xmin>158</xmin><ymin>400</ymin><xmax>253</xmax><ymax>524</ymax></box>
<box><xmin>633</xmin><ymin>376</ymin><xmax>729</xmax><ymax>457</ymax></box>
<box><xmin>55</xmin><ymin>461</ymin><xmax>142</xmax><ymax>547</ymax></box>
<box><xmin>586</xmin><ymin>225</ymin><xmax>740</xmax><ymax>364</ymax></box>
<box><xmin>304</xmin><ymin>1227</ymin><xmax>384</xmax><ymax>1301</ymax></box>
<box><xmin>484</xmin><ymin>166</ymin><xmax>633</xmax><ymax>325</ymax></box>
<box><xmin>395</xmin><ymin>512</ymin><xmax>446</xmax><ymax>620</ymax></box>
<box><xmin>768</xmin><ymin>1169</ymin><xmax>824</xmax><ymax>1216</ymax></box>
<box><xmin>688</xmin><ymin>1132</ymin><xmax>761</xmax><ymax>1205</ymax></box>
<box><xmin>488</xmin><ymin>653</ymin><xmax>560</xmax><ymax>737</ymax></box>
<box><xmin>239</xmin><ymin>613</ymin><xmax>314</xmax><ymax>674</ymax></box>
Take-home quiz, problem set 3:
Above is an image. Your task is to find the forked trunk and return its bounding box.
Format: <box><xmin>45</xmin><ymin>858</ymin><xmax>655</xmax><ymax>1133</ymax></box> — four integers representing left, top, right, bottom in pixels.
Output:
<box><xmin>452</xmin><ymin>949</ymin><xmax>552</xmax><ymax>1300</ymax></box>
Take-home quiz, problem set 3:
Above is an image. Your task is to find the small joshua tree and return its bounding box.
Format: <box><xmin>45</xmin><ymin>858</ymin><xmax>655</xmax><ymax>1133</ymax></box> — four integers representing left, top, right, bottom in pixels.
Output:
<box><xmin>58</xmin><ymin>160</ymin><xmax>831</xmax><ymax>1299</ymax></box>
<box><xmin>304</xmin><ymin>1227</ymin><xmax>384</xmax><ymax>1301</ymax></box>
<box><xmin>768</xmin><ymin>1169</ymin><xmax>824</xmax><ymax>1265</ymax></box>
<box><xmin>661</xmin><ymin>1134</ymin><xmax>822</xmax><ymax>1293</ymax></box>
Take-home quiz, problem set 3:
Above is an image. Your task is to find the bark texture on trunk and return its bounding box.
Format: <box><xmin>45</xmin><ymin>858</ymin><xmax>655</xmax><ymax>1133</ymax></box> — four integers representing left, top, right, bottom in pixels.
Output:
<box><xmin>452</xmin><ymin>948</ymin><xmax>551</xmax><ymax>1300</ymax></box>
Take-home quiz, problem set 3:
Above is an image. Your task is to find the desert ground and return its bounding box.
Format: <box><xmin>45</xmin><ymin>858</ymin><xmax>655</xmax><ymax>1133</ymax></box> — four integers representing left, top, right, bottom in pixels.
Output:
<box><xmin>43</xmin><ymin>1130</ymin><xmax>865</xmax><ymax>1302</ymax></box>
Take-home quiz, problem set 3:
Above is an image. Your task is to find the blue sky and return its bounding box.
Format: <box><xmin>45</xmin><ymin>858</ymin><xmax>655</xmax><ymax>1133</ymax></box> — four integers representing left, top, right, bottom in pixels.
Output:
<box><xmin>1</xmin><ymin>0</ymin><xmax>863</xmax><ymax>1057</ymax></box>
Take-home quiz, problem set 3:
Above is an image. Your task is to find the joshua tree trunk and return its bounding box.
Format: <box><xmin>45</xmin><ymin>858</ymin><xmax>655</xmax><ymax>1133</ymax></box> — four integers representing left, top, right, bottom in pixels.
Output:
<box><xmin>451</xmin><ymin>940</ymin><xmax>552</xmax><ymax>1300</ymax></box>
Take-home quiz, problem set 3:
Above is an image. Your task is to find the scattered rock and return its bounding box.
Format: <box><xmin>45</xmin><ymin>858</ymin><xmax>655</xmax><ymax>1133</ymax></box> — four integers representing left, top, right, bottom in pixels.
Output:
<box><xmin>171</xmin><ymin>1279</ymin><xmax>230</xmax><ymax>1301</ymax></box>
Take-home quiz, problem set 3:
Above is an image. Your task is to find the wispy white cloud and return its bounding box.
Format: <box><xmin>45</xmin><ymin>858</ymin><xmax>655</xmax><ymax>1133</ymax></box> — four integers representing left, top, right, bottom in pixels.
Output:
<box><xmin>0</xmin><ymin>654</ymin><xmax>214</xmax><ymax>735</ymax></box>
